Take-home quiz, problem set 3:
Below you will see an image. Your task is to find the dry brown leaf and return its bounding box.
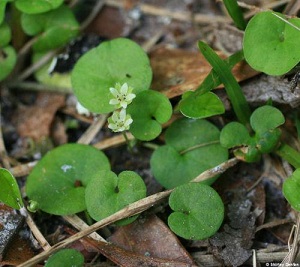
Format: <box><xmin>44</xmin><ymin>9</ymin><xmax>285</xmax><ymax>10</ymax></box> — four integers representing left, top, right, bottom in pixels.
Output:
<box><xmin>150</xmin><ymin>46</ymin><xmax>258</xmax><ymax>98</ymax></box>
<box><xmin>109</xmin><ymin>214</ymin><xmax>195</xmax><ymax>264</ymax></box>
<box><xmin>85</xmin><ymin>237</ymin><xmax>198</xmax><ymax>267</ymax></box>
<box><xmin>15</xmin><ymin>92</ymin><xmax>65</xmax><ymax>141</ymax></box>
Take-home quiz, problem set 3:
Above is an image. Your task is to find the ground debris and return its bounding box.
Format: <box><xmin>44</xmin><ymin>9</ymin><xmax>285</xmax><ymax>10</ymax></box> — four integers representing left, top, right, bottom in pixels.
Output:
<box><xmin>209</xmin><ymin>195</ymin><xmax>256</xmax><ymax>267</ymax></box>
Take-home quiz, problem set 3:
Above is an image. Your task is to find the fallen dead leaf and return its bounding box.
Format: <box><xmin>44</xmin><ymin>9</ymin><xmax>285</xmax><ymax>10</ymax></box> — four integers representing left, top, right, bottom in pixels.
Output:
<box><xmin>150</xmin><ymin>46</ymin><xmax>259</xmax><ymax>98</ymax></box>
<box><xmin>85</xmin><ymin>237</ymin><xmax>199</xmax><ymax>267</ymax></box>
<box><xmin>109</xmin><ymin>214</ymin><xmax>195</xmax><ymax>264</ymax></box>
<box><xmin>15</xmin><ymin>92</ymin><xmax>65</xmax><ymax>141</ymax></box>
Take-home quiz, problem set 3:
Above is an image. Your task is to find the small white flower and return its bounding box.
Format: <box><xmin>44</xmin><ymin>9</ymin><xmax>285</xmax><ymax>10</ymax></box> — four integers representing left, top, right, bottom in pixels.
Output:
<box><xmin>108</xmin><ymin>109</ymin><xmax>133</xmax><ymax>132</ymax></box>
<box><xmin>109</xmin><ymin>82</ymin><xmax>136</xmax><ymax>109</ymax></box>
<box><xmin>76</xmin><ymin>101</ymin><xmax>91</xmax><ymax>116</ymax></box>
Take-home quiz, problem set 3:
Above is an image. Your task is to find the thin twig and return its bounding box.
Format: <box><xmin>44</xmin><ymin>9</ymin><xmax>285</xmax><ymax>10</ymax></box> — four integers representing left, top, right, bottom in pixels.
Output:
<box><xmin>10</xmin><ymin>161</ymin><xmax>37</xmax><ymax>178</ymax></box>
<box><xmin>77</xmin><ymin>114</ymin><xmax>108</xmax><ymax>145</ymax></box>
<box><xmin>18</xmin><ymin>158</ymin><xmax>238</xmax><ymax>267</ymax></box>
<box><xmin>0</xmin><ymin>104</ymin><xmax>11</xmax><ymax>169</ymax></box>
<box><xmin>80</xmin><ymin>0</ymin><xmax>106</xmax><ymax>31</ymax></box>
<box><xmin>93</xmin><ymin>132</ymin><xmax>134</xmax><ymax>150</ymax></box>
<box><xmin>63</xmin><ymin>215</ymin><xmax>106</xmax><ymax>242</ymax></box>
<box><xmin>7</xmin><ymin>81</ymin><xmax>73</xmax><ymax>94</ymax></box>
<box><xmin>25</xmin><ymin>212</ymin><xmax>51</xmax><ymax>251</ymax></box>
<box><xmin>105</xmin><ymin>0</ymin><xmax>229</xmax><ymax>24</ymax></box>
<box><xmin>16</xmin><ymin>49</ymin><xmax>59</xmax><ymax>82</ymax></box>
<box><xmin>280</xmin><ymin>212</ymin><xmax>300</xmax><ymax>265</ymax></box>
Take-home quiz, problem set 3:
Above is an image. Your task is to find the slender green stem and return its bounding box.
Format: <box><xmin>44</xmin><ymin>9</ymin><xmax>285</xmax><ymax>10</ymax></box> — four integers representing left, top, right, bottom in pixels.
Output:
<box><xmin>276</xmin><ymin>143</ymin><xmax>300</xmax><ymax>168</ymax></box>
<box><xmin>122</xmin><ymin>131</ymin><xmax>134</xmax><ymax>153</ymax></box>
<box><xmin>198</xmin><ymin>41</ymin><xmax>251</xmax><ymax>125</ymax></box>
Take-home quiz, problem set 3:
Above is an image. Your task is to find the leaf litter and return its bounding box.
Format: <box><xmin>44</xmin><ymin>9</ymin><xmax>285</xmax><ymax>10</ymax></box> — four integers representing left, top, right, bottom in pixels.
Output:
<box><xmin>1</xmin><ymin>0</ymin><xmax>300</xmax><ymax>266</ymax></box>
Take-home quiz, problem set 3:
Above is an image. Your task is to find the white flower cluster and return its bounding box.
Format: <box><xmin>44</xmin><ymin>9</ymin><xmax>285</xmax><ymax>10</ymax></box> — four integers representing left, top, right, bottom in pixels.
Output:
<box><xmin>108</xmin><ymin>82</ymin><xmax>136</xmax><ymax>132</ymax></box>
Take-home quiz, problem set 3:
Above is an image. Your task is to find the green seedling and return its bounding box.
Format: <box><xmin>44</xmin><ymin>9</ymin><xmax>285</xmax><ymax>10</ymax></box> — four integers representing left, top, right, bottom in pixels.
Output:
<box><xmin>283</xmin><ymin>168</ymin><xmax>300</xmax><ymax>211</ymax></box>
<box><xmin>85</xmin><ymin>170</ymin><xmax>146</xmax><ymax>225</ymax></box>
<box><xmin>45</xmin><ymin>248</ymin><xmax>84</xmax><ymax>267</ymax></box>
<box><xmin>0</xmin><ymin>0</ymin><xmax>12</xmax><ymax>24</ymax></box>
<box><xmin>71</xmin><ymin>37</ymin><xmax>172</xmax><ymax>141</ymax></box>
<box><xmin>21</xmin><ymin>4</ymin><xmax>79</xmax><ymax>52</ymax></box>
<box><xmin>179</xmin><ymin>50</ymin><xmax>244</xmax><ymax>119</ymax></box>
<box><xmin>223</xmin><ymin>0</ymin><xmax>247</xmax><ymax>30</ymax></box>
<box><xmin>220</xmin><ymin>105</ymin><xmax>285</xmax><ymax>162</ymax></box>
<box><xmin>0</xmin><ymin>168</ymin><xmax>24</xmax><ymax>210</ymax></box>
<box><xmin>168</xmin><ymin>183</ymin><xmax>224</xmax><ymax>240</ymax></box>
<box><xmin>151</xmin><ymin>118</ymin><xmax>228</xmax><ymax>189</ymax></box>
<box><xmin>243</xmin><ymin>11</ymin><xmax>300</xmax><ymax>75</ymax></box>
<box><xmin>127</xmin><ymin>90</ymin><xmax>172</xmax><ymax>141</ymax></box>
<box><xmin>71</xmin><ymin>38</ymin><xmax>152</xmax><ymax>114</ymax></box>
<box><xmin>0</xmin><ymin>22</ymin><xmax>17</xmax><ymax>81</ymax></box>
<box><xmin>15</xmin><ymin>0</ymin><xmax>64</xmax><ymax>14</ymax></box>
<box><xmin>198</xmin><ymin>41</ymin><xmax>251</xmax><ymax>124</ymax></box>
<box><xmin>26</xmin><ymin>144</ymin><xmax>111</xmax><ymax>215</ymax></box>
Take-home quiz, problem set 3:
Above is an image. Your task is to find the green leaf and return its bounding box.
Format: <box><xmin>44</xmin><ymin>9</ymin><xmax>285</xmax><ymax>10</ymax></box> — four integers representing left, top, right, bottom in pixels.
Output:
<box><xmin>127</xmin><ymin>90</ymin><xmax>172</xmax><ymax>141</ymax></box>
<box><xmin>150</xmin><ymin>118</ymin><xmax>228</xmax><ymax>188</ymax></box>
<box><xmin>179</xmin><ymin>50</ymin><xmax>244</xmax><ymax>118</ymax></box>
<box><xmin>26</xmin><ymin>144</ymin><xmax>110</xmax><ymax>215</ymax></box>
<box><xmin>250</xmin><ymin>105</ymin><xmax>285</xmax><ymax>135</ymax></box>
<box><xmin>256</xmin><ymin>128</ymin><xmax>281</xmax><ymax>153</ymax></box>
<box><xmin>179</xmin><ymin>91</ymin><xmax>224</xmax><ymax>119</ymax></box>
<box><xmin>223</xmin><ymin>0</ymin><xmax>247</xmax><ymax>30</ymax></box>
<box><xmin>276</xmin><ymin>143</ymin><xmax>300</xmax><ymax>169</ymax></box>
<box><xmin>0</xmin><ymin>46</ymin><xmax>17</xmax><ymax>81</ymax></box>
<box><xmin>0</xmin><ymin>0</ymin><xmax>12</xmax><ymax>24</ymax></box>
<box><xmin>0</xmin><ymin>168</ymin><xmax>24</xmax><ymax>210</ymax></box>
<box><xmin>168</xmin><ymin>183</ymin><xmax>224</xmax><ymax>240</ymax></box>
<box><xmin>85</xmin><ymin>171</ymin><xmax>146</xmax><ymax>225</ymax></box>
<box><xmin>283</xmin><ymin>169</ymin><xmax>300</xmax><ymax>211</ymax></box>
<box><xmin>71</xmin><ymin>38</ymin><xmax>152</xmax><ymax>114</ymax></box>
<box><xmin>33</xmin><ymin>52</ymin><xmax>72</xmax><ymax>88</ymax></box>
<box><xmin>0</xmin><ymin>22</ymin><xmax>11</xmax><ymax>47</ymax></box>
<box><xmin>45</xmin><ymin>249</ymin><xmax>84</xmax><ymax>267</ymax></box>
<box><xmin>16</xmin><ymin>0</ymin><xmax>63</xmax><ymax>14</ymax></box>
<box><xmin>243</xmin><ymin>11</ymin><xmax>300</xmax><ymax>75</ymax></box>
<box><xmin>21</xmin><ymin>5</ymin><xmax>79</xmax><ymax>52</ymax></box>
<box><xmin>220</xmin><ymin>121</ymin><xmax>250</xmax><ymax>148</ymax></box>
<box><xmin>198</xmin><ymin>41</ymin><xmax>251</xmax><ymax>124</ymax></box>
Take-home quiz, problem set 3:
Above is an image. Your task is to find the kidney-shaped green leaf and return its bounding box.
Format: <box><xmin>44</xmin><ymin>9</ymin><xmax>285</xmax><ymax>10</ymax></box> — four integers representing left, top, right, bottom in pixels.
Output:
<box><xmin>283</xmin><ymin>168</ymin><xmax>300</xmax><ymax>211</ymax></box>
<box><xmin>0</xmin><ymin>0</ymin><xmax>12</xmax><ymax>24</ymax></box>
<box><xmin>45</xmin><ymin>249</ymin><xmax>84</xmax><ymax>267</ymax></box>
<box><xmin>220</xmin><ymin>121</ymin><xmax>250</xmax><ymax>148</ymax></box>
<box><xmin>16</xmin><ymin>0</ymin><xmax>63</xmax><ymax>14</ymax></box>
<box><xmin>85</xmin><ymin>171</ymin><xmax>146</xmax><ymax>225</ymax></box>
<box><xmin>168</xmin><ymin>183</ymin><xmax>224</xmax><ymax>240</ymax></box>
<box><xmin>244</xmin><ymin>11</ymin><xmax>300</xmax><ymax>75</ymax></box>
<box><xmin>179</xmin><ymin>91</ymin><xmax>225</xmax><ymax>119</ymax></box>
<box><xmin>0</xmin><ymin>22</ymin><xmax>11</xmax><ymax>47</ymax></box>
<box><xmin>250</xmin><ymin>105</ymin><xmax>285</xmax><ymax>135</ymax></box>
<box><xmin>127</xmin><ymin>90</ymin><xmax>172</xmax><ymax>141</ymax></box>
<box><xmin>0</xmin><ymin>46</ymin><xmax>17</xmax><ymax>81</ymax></box>
<box><xmin>21</xmin><ymin>5</ymin><xmax>79</xmax><ymax>52</ymax></box>
<box><xmin>150</xmin><ymin>118</ymin><xmax>228</xmax><ymax>189</ymax></box>
<box><xmin>26</xmin><ymin>144</ymin><xmax>110</xmax><ymax>215</ymax></box>
<box><xmin>0</xmin><ymin>168</ymin><xmax>24</xmax><ymax>210</ymax></box>
<box><xmin>71</xmin><ymin>38</ymin><xmax>152</xmax><ymax>114</ymax></box>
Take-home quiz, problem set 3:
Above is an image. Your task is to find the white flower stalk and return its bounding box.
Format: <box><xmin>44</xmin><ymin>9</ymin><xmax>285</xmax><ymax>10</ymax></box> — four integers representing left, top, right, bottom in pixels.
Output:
<box><xmin>108</xmin><ymin>109</ymin><xmax>133</xmax><ymax>132</ymax></box>
<box><xmin>109</xmin><ymin>82</ymin><xmax>136</xmax><ymax>109</ymax></box>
